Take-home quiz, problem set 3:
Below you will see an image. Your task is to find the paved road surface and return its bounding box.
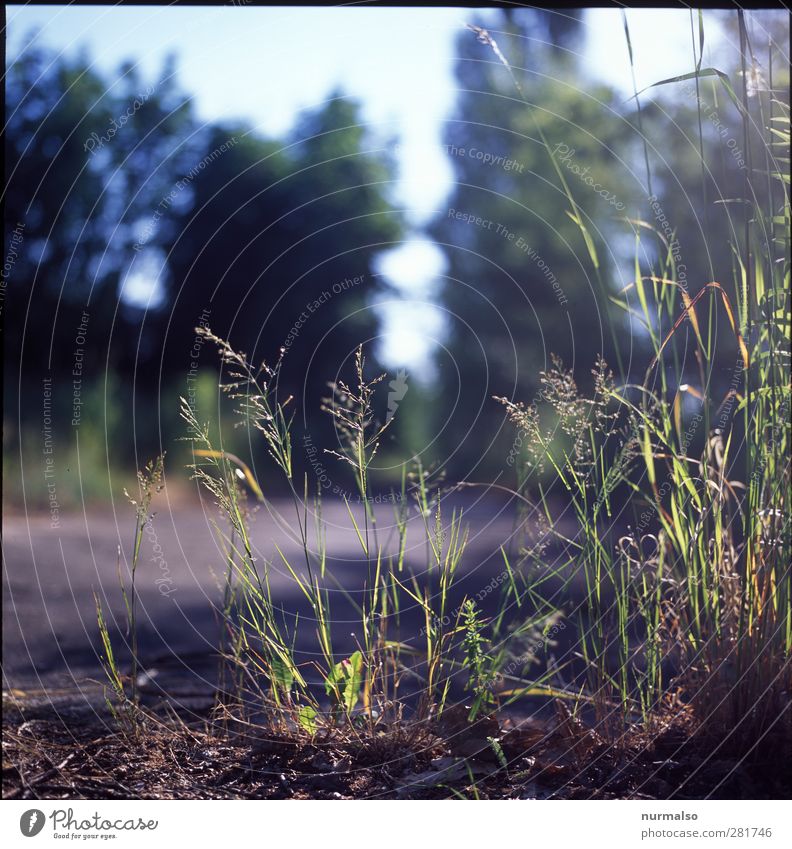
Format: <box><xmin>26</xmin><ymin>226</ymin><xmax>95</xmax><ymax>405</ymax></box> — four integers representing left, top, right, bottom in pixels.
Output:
<box><xmin>4</xmin><ymin>494</ymin><xmax>552</xmax><ymax>703</ymax></box>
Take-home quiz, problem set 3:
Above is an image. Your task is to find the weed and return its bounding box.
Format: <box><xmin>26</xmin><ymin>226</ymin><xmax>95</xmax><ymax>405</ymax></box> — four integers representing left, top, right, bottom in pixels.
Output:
<box><xmin>483</xmin><ymin>16</ymin><xmax>790</xmax><ymax>753</ymax></box>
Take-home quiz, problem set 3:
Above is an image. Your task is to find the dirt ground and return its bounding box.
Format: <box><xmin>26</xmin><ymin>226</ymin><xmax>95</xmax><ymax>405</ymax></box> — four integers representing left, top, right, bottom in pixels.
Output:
<box><xmin>5</xmin><ymin>695</ymin><xmax>788</xmax><ymax>800</ymax></box>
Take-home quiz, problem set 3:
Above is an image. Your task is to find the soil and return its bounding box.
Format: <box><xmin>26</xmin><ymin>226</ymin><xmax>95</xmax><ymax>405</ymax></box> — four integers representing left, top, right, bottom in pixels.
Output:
<box><xmin>5</xmin><ymin>696</ymin><xmax>789</xmax><ymax>800</ymax></box>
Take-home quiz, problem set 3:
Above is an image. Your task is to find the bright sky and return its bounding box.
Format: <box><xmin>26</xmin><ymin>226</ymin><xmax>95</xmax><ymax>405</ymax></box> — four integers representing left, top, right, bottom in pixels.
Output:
<box><xmin>5</xmin><ymin>5</ymin><xmax>731</xmax><ymax>368</ymax></box>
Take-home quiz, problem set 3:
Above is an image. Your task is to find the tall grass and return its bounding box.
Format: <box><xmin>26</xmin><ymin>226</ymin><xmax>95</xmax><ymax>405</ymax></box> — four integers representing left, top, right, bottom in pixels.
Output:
<box><xmin>485</xmin><ymin>13</ymin><xmax>790</xmax><ymax>753</ymax></box>
<box><xmin>173</xmin><ymin>335</ymin><xmax>512</xmax><ymax>736</ymax></box>
<box><xmin>95</xmin><ymin>454</ymin><xmax>164</xmax><ymax>729</ymax></box>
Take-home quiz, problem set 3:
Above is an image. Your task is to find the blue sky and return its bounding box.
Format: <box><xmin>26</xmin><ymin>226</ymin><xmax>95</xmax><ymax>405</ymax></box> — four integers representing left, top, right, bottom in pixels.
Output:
<box><xmin>5</xmin><ymin>6</ymin><xmax>734</xmax><ymax>367</ymax></box>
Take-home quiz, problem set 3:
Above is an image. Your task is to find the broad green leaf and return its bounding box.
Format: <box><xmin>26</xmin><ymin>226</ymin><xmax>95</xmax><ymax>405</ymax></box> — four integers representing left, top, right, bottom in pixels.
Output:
<box><xmin>270</xmin><ymin>653</ymin><xmax>294</xmax><ymax>696</ymax></box>
<box><xmin>324</xmin><ymin>650</ymin><xmax>363</xmax><ymax>714</ymax></box>
<box><xmin>298</xmin><ymin>705</ymin><xmax>318</xmax><ymax>734</ymax></box>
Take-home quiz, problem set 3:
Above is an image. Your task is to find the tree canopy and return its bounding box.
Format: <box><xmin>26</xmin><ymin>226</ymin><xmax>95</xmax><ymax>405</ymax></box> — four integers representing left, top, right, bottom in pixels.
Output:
<box><xmin>4</xmin><ymin>44</ymin><xmax>404</xmax><ymax>479</ymax></box>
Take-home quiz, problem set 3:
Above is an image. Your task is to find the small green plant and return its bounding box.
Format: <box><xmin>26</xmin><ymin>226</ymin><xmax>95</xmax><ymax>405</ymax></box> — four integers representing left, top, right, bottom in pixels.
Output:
<box><xmin>94</xmin><ymin>454</ymin><xmax>164</xmax><ymax>731</ymax></box>
<box><xmin>461</xmin><ymin>600</ymin><xmax>496</xmax><ymax>721</ymax></box>
<box><xmin>122</xmin><ymin>455</ymin><xmax>165</xmax><ymax>702</ymax></box>
<box><xmin>322</xmin><ymin>344</ymin><xmax>392</xmax><ymax>505</ymax></box>
<box><xmin>94</xmin><ymin>591</ymin><xmax>138</xmax><ymax>734</ymax></box>
<box><xmin>487</xmin><ymin>735</ymin><xmax>508</xmax><ymax>772</ymax></box>
<box><xmin>170</xmin><ymin>330</ymin><xmax>526</xmax><ymax>737</ymax></box>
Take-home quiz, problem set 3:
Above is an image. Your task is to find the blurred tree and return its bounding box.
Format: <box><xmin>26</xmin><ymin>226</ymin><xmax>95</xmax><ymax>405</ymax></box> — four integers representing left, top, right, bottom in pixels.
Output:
<box><xmin>4</xmin><ymin>45</ymin><xmax>116</xmax><ymax>375</ymax></box>
<box><xmin>101</xmin><ymin>55</ymin><xmax>205</xmax><ymax>369</ymax></box>
<box><xmin>4</xmin><ymin>42</ymin><xmax>205</xmax><ymax>474</ymax></box>
<box><xmin>4</xmin><ymin>46</ymin><xmax>404</xmax><ymax>493</ymax></box>
<box><xmin>162</xmin><ymin>94</ymin><xmax>403</xmax><ymax>474</ymax></box>
<box><xmin>5</xmin><ymin>45</ymin><xmax>201</xmax><ymax>373</ymax></box>
<box><xmin>428</xmin><ymin>9</ymin><xmax>631</xmax><ymax>480</ymax></box>
<box><xmin>427</xmin><ymin>7</ymin><xmax>787</xmax><ymax>482</ymax></box>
